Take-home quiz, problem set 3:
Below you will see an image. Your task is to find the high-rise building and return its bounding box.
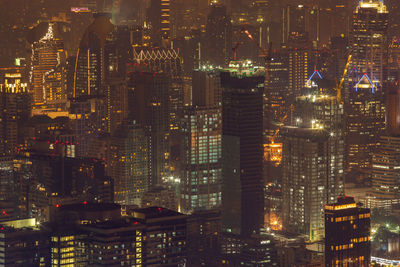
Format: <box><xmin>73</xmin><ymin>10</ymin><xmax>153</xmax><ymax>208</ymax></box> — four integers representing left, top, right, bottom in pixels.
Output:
<box><xmin>205</xmin><ymin>4</ymin><xmax>232</xmax><ymax>67</ymax></box>
<box><xmin>30</xmin><ymin>22</ymin><xmax>65</xmax><ymax>106</ymax></box>
<box><xmin>221</xmin><ymin>61</ymin><xmax>264</xmax><ymax>236</ymax></box>
<box><xmin>0</xmin><ymin>219</ymin><xmax>50</xmax><ymax>266</ymax></box>
<box><xmin>130</xmin><ymin>207</ymin><xmax>187</xmax><ymax>266</ymax></box>
<box><xmin>345</xmin><ymin>0</ymin><xmax>389</xmax><ymax>171</ymax></box>
<box><xmin>131</xmin><ymin>47</ymin><xmax>183</xmax><ymax>132</ymax></box>
<box><xmin>108</xmin><ymin>122</ymin><xmax>150</xmax><ymax>205</ymax></box>
<box><xmin>371</xmin><ymin>135</ymin><xmax>400</xmax><ymax>199</ymax></box>
<box><xmin>325</xmin><ymin>196</ymin><xmax>371</xmax><ymax>267</ymax></box>
<box><xmin>147</xmin><ymin>0</ymin><xmax>170</xmax><ymax>47</ymax></box>
<box><xmin>294</xmin><ymin>88</ymin><xmax>345</xmax><ymax>204</ymax></box>
<box><xmin>192</xmin><ymin>68</ymin><xmax>221</xmax><ymax>107</ymax></box>
<box><xmin>368</xmin><ymin>86</ymin><xmax>400</xmax><ymax>210</ymax></box>
<box><xmin>0</xmin><ymin>72</ymin><xmax>30</xmax><ymax>156</ymax></box>
<box><xmin>281</xmin><ymin>126</ymin><xmax>329</xmax><ymax>241</ymax></box>
<box><xmin>129</xmin><ymin>71</ymin><xmax>170</xmax><ymax>187</ymax></box>
<box><xmin>180</xmin><ymin>106</ymin><xmax>222</xmax><ymax>212</ymax></box>
<box><xmin>73</xmin><ymin>13</ymin><xmax>118</xmax><ymax>98</ymax></box>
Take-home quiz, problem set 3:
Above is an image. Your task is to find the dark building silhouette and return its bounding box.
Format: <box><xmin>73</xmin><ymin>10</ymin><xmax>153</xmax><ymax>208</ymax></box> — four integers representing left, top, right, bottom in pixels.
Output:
<box><xmin>129</xmin><ymin>71</ymin><xmax>170</xmax><ymax>187</ymax></box>
<box><xmin>221</xmin><ymin>61</ymin><xmax>264</xmax><ymax>236</ymax></box>
<box><xmin>205</xmin><ymin>4</ymin><xmax>232</xmax><ymax>67</ymax></box>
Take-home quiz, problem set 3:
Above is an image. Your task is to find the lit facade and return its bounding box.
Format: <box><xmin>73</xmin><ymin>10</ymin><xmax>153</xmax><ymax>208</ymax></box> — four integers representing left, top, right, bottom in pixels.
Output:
<box><xmin>325</xmin><ymin>196</ymin><xmax>371</xmax><ymax>267</ymax></box>
<box><xmin>371</xmin><ymin>136</ymin><xmax>400</xmax><ymax>201</ymax></box>
<box><xmin>31</xmin><ymin>23</ymin><xmax>65</xmax><ymax>105</ymax></box>
<box><xmin>109</xmin><ymin>122</ymin><xmax>150</xmax><ymax>206</ymax></box>
<box><xmin>345</xmin><ymin>0</ymin><xmax>388</xmax><ymax>171</ymax></box>
<box><xmin>0</xmin><ymin>72</ymin><xmax>30</xmax><ymax>156</ymax></box>
<box><xmin>281</xmin><ymin>126</ymin><xmax>329</xmax><ymax>241</ymax></box>
<box><xmin>147</xmin><ymin>0</ymin><xmax>170</xmax><ymax>46</ymax></box>
<box><xmin>295</xmin><ymin>92</ymin><xmax>345</xmax><ymax>204</ymax></box>
<box><xmin>180</xmin><ymin>106</ymin><xmax>222</xmax><ymax>212</ymax></box>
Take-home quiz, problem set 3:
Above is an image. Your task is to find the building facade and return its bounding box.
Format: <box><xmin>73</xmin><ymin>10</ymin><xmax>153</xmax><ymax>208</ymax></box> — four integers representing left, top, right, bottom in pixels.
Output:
<box><xmin>325</xmin><ymin>196</ymin><xmax>371</xmax><ymax>267</ymax></box>
<box><xmin>221</xmin><ymin>61</ymin><xmax>264</xmax><ymax>236</ymax></box>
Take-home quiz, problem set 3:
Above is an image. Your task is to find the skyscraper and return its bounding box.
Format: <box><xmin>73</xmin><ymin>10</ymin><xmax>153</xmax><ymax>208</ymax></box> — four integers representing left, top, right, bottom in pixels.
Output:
<box><xmin>295</xmin><ymin>85</ymin><xmax>345</xmax><ymax>203</ymax></box>
<box><xmin>0</xmin><ymin>72</ymin><xmax>30</xmax><ymax>156</ymax></box>
<box><xmin>30</xmin><ymin>22</ymin><xmax>65</xmax><ymax>106</ymax></box>
<box><xmin>180</xmin><ymin>106</ymin><xmax>222</xmax><ymax>213</ymax></box>
<box><xmin>281</xmin><ymin>126</ymin><xmax>329</xmax><ymax>241</ymax></box>
<box><xmin>205</xmin><ymin>4</ymin><xmax>232</xmax><ymax>67</ymax></box>
<box><xmin>108</xmin><ymin>122</ymin><xmax>150</xmax><ymax>205</ymax></box>
<box><xmin>369</xmin><ymin>86</ymin><xmax>400</xmax><ymax>210</ymax></box>
<box><xmin>325</xmin><ymin>196</ymin><xmax>371</xmax><ymax>267</ymax></box>
<box><xmin>129</xmin><ymin>71</ymin><xmax>170</xmax><ymax>188</ymax></box>
<box><xmin>345</xmin><ymin>0</ymin><xmax>389</xmax><ymax>171</ymax></box>
<box><xmin>147</xmin><ymin>0</ymin><xmax>170</xmax><ymax>47</ymax></box>
<box><xmin>73</xmin><ymin>13</ymin><xmax>116</xmax><ymax>98</ymax></box>
<box><xmin>221</xmin><ymin>61</ymin><xmax>264</xmax><ymax>236</ymax></box>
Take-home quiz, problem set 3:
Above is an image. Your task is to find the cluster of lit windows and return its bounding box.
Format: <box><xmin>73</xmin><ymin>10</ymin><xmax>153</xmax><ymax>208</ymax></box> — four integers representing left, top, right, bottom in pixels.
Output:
<box><xmin>331</xmin><ymin>243</ymin><xmax>354</xmax><ymax>251</ymax></box>
<box><xmin>350</xmin><ymin>236</ymin><xmax>370</xmax><ymax>243</ymax></box>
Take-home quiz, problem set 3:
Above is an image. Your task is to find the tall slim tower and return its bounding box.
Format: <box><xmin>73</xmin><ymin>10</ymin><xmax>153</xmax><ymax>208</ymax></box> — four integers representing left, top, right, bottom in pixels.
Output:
<box><xmin>0</xmin><ymin>72</ymin><xmax>30</xmax><ymax>156</ymax></box>
<box><xmin>345</xmin><ymin>0</ymin><xmax>389</xmax><ymax>172</ymax></box>
<box><xmin>221</xmin><ymin>61</ymin><xmax>264</xmax><ymax>236</ymax></box>
<box><xmin>205</xmin><ymin>4</ymin><xmax>232</xmax><ymax>67</ymax></box>
<box><xmin>282</xmin><ymin>78</ymin><xmax>345</xmax><ymax>241</ymax></box>
<box><xmin>147</xmin><ymin>0</ymin><xmax>170</xmax><ymax>47</ymax></box>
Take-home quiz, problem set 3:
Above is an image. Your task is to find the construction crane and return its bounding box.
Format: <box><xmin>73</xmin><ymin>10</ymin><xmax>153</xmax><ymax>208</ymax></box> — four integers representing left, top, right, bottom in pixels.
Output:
<box><xmin>242</xmin><ymin>28</ymin><xmax>272</xmax><ymax>61</ymax></box>
<box><xmin>334</xmin><ymin>53</ymin><xmax>352</xmax><ymax>103</ymax></box>
<box><xmin>232</xmin><ymin>42</ymin><xmax>241</xmax><ymax>61</ymax></box>
<box><xmin>264</xmin><ymin>104</ymin><xmax>294</xmax><ymax>165</ymax></box>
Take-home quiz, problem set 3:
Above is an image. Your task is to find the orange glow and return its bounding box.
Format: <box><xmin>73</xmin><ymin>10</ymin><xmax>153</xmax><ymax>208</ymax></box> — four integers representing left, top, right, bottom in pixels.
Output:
<box><xmin>264</xmin><ymin>142</ymin><xmax>282</xmax><ymax>166</ymax></box>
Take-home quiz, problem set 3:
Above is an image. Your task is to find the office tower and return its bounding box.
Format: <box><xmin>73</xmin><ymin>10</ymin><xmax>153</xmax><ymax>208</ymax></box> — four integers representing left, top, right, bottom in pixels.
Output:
<box><xmin>130</xmin><ymin>207</ymin><xmax>187</xmax><ymax>266</ymax></box>
<box><xmin>205</xmin><ymin>4</ymin><xmax>232</xmax><ymax>67</ymax></box>
<box><xmin>74</xmin><ymin>13</ymin><xmax>120</xmax><ymax>98</ymax></box>
<box><xmin>21</xmin><ymin>152</ymin><xmax>113</xmax><ymax>215</ymax></box>
<box><xmin>369</xmin><ymin>86</ymin><xmax>400</xmax><ymax>210</ymax></box>
<box><xmin>288</xmin><ymin>48</ymin><xmax>310</xmax><ymax>96</ymax></box>
<box><xmin>187</xmin><ymin>210</ymin><xmax>221</xmax><ymax>266</ymax></box>
<box><xmin>325</xmin><ymin>196</ymin><xmax>371</xmax><ymax>266</ymax></box>
<box><xmin>295</xmin><ymin>90</ymin><xmax>345</xmax><ymax>203</ymax></box>
<box><xmin>371</xmin><ymin>135</ymin><xmax>400</xmax><ymax>204</ymax></box>
<box><xmin>192</xmin><ymin>68</ymin><xmax>221</xmax><ymax>107</ymax></box>
<box><xmin>180</xmin><ymin>106</ymin><xmax>222</xmax><ymax>213</ymax></box>
<box><xmin>147</xmin><ymin>0</ymin><xmax>170</xmax><ymax>46</ymax></box>
<box><xmin>30</xmin><ymin>22</ymin><xmax>66</xmax><ymax>106</ymax></box>
<box><xmin>282</xmin><ymin>5</ymin><xmax>309</xmax><ymax>45</ymax></box>
<box><xmin>173</xmin><ymin>29</ymin><xmax>203</xmax><ymax>76</ymax></box>
<box><xmin>281</xmin><ymin>126</ymin><xmax>329</xmax><ymax>241</ymax></box>
<box><xmin>0</xmin><ymin>219</ymin><xmax>50</xmax><ymax>266</ymax></box>
<box><xmin>108</xmin><ymin>122</ymin><xmax>150</xmax><ymax>205</ymax></box>
<box><xmin>131</xmin><ymin>47</ymin><xmax>183</xmax><ymax>132</ymax></box>
<box><xmin>104</xmin><ymin>78</ymin><xmax>128</xmax><ymax>134</ymax></box>
<box><xmin>0</xmin><ymin>72</ymin><xmax>30</xmax><ymax>156</ymax></box>
<box><xmin>345</xmin><ymin>0</ymin><xmax>389</xmax><ymax>171</ymax></box>
<box><xmin>129</xmin><ymin>71</ymin><xmax>170</xmax><ymax>187</ymax></box>
<box><xmin>221</xmin><ymin>61</ymin><xmax>264</xmax><ymax>236</ymax></box>
<box><xmin>388</xmin><ymin>37</ymin><xmax>400</xmax><ymax>82</ymax></box>
<box><xmin>265</xmin><ymin>50</ymin><xmax>290</xmax><ymax>126</ymax></box>
<box><xmin>79</xmin><ymin>218</ymin><xmax>144</xmax><ymax>266</ymax></box>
